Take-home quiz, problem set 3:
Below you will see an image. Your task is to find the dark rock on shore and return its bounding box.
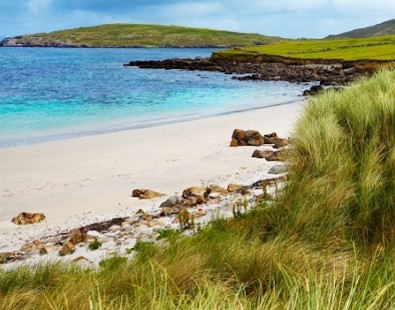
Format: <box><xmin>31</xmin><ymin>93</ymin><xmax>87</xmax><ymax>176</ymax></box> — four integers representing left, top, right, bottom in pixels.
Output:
<box><xmin>125</xmin><ymin>57</ymin><xmax>365</xmax><ymax>86</ymax></box>
<box><xmin>230</xmin><ymin>129</ymin><xmax>288</xmax><ymax>148</ymax></box>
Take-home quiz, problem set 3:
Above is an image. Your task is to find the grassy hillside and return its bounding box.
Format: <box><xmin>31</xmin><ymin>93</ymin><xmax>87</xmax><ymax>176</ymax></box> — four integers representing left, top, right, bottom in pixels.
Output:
<box><xmin>327</xmin><ymin>18</ymin><xmax>395</xmax><ymax>38</ymax></box>
<box><xmin>214</xmin><ymin>35</ymin><xmax>395</xmax><ymax>62</ymax></box>
<box><xmin>1</xmin><ymin>69</ymin><xmax>395</xmax><ymax>309</ymax></box>
<box><xmin>1</xmin><ymin>24</ymin><xmax>283</xmax><ymax>47</ymax></box>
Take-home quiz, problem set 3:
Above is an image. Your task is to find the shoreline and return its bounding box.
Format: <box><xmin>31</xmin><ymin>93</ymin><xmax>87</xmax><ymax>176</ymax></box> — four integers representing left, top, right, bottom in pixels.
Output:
<box><xmin>0</xmin><ymin>100</ymin><xmax>304</xmax><ymax>252</ymax></box>
<box><xmin>0</xmin><ymin>98</ymin><xmax>304</xmax><ymax>149</ymax></box>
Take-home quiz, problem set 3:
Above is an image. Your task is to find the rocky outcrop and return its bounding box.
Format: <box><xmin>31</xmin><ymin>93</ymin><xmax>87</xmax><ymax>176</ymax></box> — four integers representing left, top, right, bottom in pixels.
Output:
<box><xmin>125</xmin><ymin>57</ymin><xmax>370</xmax><ymax>86</ymax></box>
<box><xmin>230</xmin><ymin>130</ymin><xmax>288</xmax><ymax>148</ymax></box>
<box><xmin>11</xmin><ymin>212</ymin><xmax>46</xmax><ymax>225</ymax></box>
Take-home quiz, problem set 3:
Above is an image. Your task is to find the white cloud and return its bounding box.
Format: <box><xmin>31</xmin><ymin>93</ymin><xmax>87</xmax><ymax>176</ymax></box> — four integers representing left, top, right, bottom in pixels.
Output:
<box><xmin>331</xmin><ymin>0</ymin><xmax>395</xmax><ymax>12</ymax></box>
<box><xmin>27</xmin><ymin>0</ymin><xmax>52</xmax><ymax>13</ymax></box>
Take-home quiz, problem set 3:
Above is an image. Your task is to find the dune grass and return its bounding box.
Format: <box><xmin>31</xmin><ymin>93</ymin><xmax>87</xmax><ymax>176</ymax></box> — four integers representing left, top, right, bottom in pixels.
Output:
<box><xmin>1</xmin><ymin>69</ymin><xmax>395</xmax><ymax>309</ymax></box>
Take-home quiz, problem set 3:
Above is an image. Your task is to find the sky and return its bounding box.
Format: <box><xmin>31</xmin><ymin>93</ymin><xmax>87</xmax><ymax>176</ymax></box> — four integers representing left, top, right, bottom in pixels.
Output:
<box><xmin>0</xmin><ymin>0</ymin><xmax>394</xmax><ymax>38</ymax></box>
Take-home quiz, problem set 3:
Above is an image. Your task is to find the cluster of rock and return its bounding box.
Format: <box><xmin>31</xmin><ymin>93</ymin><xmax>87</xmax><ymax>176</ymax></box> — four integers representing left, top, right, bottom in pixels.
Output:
<box><xmin>230</xmin><ymin>129</ymin><xmax>288</xmax><ymax>148</ymax></box>
<box><xmin>1</xmin><ymin>129</ymin><xmax>291</xmax><ymax>267</ymax></box>
<box><xmin>125</xmin><ymin>57</ymin><xmax>365</xmax><ymax>86</ymax></box>
<box><xmin>1</xmin><ymin>177</ymin><xmax>285</xmax><ymax>265</ymax></box>
<box><xmin>11</xmin><ymin>212</ymin><xmax>46</xmax><ymax>225</ymax></box>
<box><xmin>230</xmin><ymin>129</ymin><xmax>290</xmax><ymax>175</ymax></box>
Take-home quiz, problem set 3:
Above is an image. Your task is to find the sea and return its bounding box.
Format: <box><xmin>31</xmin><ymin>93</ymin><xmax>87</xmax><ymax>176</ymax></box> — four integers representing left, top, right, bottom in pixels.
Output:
<box><xmin>0</xmin><ymin>48</ymin><xmax>308</xmax><ymax>148</ymax></box>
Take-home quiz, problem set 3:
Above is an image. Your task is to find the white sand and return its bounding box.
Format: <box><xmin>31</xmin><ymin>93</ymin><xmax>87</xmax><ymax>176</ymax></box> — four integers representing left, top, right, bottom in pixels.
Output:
<box><xmin>0</xmin><ymin>101</ymin><xmax>304</xmax><ymax>251</ymax></box>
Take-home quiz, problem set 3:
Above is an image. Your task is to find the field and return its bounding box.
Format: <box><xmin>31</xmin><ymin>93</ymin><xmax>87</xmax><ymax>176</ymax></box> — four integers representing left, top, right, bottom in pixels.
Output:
<box><xmin>1</xmin><ymin>68</ymin><xmax>395</xmax><ymax>309</ymax></box>
<box><xmin>215</xmin><ymin>35</ymin><xmax>395</xmax><ymax>61</ymax></box>
<box><xmin>9</xmin><ymin>24</ymin><xmax>282</xmax><ymax>47</ymax></box>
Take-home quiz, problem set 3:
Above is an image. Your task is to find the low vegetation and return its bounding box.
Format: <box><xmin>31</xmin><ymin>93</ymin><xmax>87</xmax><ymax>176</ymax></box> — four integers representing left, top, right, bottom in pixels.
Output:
<box><xmin>215</xmin><ymin>35</ymin><xmax>395</xmax><ymax>61</ymax></box>
<box><xmin>1</xmin><ymin>69</ymin><xmax>395</xmax><ymax>309</ymax></box>
<box><xmin>3</xmin><ymin>24</ymin><xmax>283</xmax><ymax>48</ymax></box>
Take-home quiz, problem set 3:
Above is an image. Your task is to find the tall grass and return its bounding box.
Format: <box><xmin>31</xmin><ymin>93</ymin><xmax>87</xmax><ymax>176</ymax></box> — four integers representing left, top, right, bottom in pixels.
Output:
<box><xmin>1</xmin><ymin>69</ymin><xmax>395</xmax><ymax>309</ymax></box>
<box><xmin>273</xmin><ymin>68</ymin><xmax>395</xmax><ymax>247</ymax></box>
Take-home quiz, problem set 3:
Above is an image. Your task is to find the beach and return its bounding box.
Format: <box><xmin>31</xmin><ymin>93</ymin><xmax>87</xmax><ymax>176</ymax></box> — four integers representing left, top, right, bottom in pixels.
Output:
<box><xmin>0</xmin><ymin>101</ymin><xmax>304</xmax><ymax>251</ymax></box>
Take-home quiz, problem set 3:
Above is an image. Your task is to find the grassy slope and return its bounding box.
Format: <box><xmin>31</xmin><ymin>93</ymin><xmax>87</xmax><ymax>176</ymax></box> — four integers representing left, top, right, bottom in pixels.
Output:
<box><xmin>327</xmin><ymin>18</ymin><xmax>395</xmax><ymax>38</ymax></box>
<box><xmin>214</xmin><ymin>35</ymin><xmax>395</xmax><ymax>61</ymax></box>
<box><xmin>1</xmin><ymin>69</ymin><xmax>395</xmax><ymax>309</ymax></box>
<box><xmin>12</xmin><ymin>24</ymin><xmax>282</xmax><ymax>47</ymax></box>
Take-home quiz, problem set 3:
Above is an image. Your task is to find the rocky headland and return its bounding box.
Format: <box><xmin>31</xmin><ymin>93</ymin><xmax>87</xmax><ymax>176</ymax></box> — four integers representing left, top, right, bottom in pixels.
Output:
<box><xmin>124</xmin><ymin>56</ymin><xmax>371</xmax><ymax>87</ymax></box>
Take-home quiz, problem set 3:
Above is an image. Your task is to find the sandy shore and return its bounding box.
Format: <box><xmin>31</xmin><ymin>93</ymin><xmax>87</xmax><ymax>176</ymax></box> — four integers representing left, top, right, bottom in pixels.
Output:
<box><xmin>0</xmin><ymin>101</ymin><xmax>304</xmax><ymax>251</ymax></box>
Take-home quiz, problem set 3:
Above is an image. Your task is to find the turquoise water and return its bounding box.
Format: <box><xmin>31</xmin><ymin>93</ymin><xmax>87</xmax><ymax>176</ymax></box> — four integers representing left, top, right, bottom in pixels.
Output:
<box><xmin>0</xmin><ymin>48</ymin><xmax>307</xmax><ymax>147</ymax></box>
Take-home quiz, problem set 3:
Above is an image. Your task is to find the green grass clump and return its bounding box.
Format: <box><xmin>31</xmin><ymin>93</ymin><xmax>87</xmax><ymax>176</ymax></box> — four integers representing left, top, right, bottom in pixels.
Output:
<box><xmin>1</xmin><ymin>69</ymin><xmax>395</xmax><ymax>308</ymax></box>
<box><xmin>88</xmin><ymin>239</ymin><xmax>102</xmax><ymax>251</ymax></box>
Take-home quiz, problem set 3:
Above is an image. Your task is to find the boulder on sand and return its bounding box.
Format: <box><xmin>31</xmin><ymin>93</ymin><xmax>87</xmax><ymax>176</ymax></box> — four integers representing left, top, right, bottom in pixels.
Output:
<box><xmin>263</xmin><ymin>132</ymin><xmax>288</xmax><ymax>148</ymax></box>
<box><xmin>230</xmin><ymin>129</ymin><xmax>265</xmax><ymax>147</ymax></box>
<box><xmin>11</xmin><ymin>212</ymin><xmax>46</xmax><ymax>225</ymax></box>
<box><xmin>132</xmin><ymin>189</ymin><xmax>165</xmax><ymax>199</ymax></box>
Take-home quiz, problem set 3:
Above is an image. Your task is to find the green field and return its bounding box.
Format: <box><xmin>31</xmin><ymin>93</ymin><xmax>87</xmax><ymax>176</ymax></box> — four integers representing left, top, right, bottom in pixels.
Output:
<box><xmin>215</xmin><ymin>35</ymin><xmax>395</xmax><ymax>61</ymax></box>
<box><xmin>7</xmin><ymin>24</ymin><xmax>282</xmax><ymax>47</ymax></box>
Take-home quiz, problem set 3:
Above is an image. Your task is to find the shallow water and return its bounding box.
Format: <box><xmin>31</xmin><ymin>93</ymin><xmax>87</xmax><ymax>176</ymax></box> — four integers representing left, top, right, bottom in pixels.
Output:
<box><xmin>0</xmin><ymin>48</ymin><xmax>307</xmax><ymax>147</ymax></box>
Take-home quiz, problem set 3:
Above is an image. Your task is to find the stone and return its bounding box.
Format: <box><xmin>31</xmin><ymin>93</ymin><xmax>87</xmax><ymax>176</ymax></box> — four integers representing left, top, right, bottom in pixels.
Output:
<box><xmin>68</xmin><ymin>227</ymin><xmax>87</xmax><ymax>245</ymax></box>
<box><xmin>263</xmin><ymin>132</ymin><xmax>288</xmax><ymax>148</ymax></box>
<box><xmin>11</xmin><ymin>212</ymin><xmax>46</xmax><ymax>225</ymax></box>
<box><xmin>231</xmin><ymin>129</ymin><xmax>265</xmax><ymax>147</ymax></box>
<box><xmin>132</xmin><ymin>189</ymin><xmax>165</xmax><ymax>199</ymax></box>
<box><xmin>230</xmin><ymin>129</ymin><xmax>247</xmax><ymax>147</ymax></box>
<box><xmin>159</xmin><ymin>206</ymin><xmax>180</xmax><ymax>216</ymax></box>
<box><xmin>206</xmin><ymin>185</ymin><xmax>228</xmax><ymax>197</ymax></box>
<box><xmin>72</xmin><ymin>256</ymin><xmax>91</xmax><ymax>263</ymax></box>
<box><xmin>59</xmin><ymin>242</ymin><xmax>75</xmax><ymax>256</ymax></box>
<box><xmin>268</xmin><ymin>164</ymin><xmax>288</xmax><ymax>175</ymax></box>
<box><xmin>182</xmin><ymin>186</ymin><xmax>206</xmax><ymax>198</ymax></box>
<box><xmin>33</xmin><ymin>240</ymin><xmax>45</xmax><ymax>250</ymax></box>
<box><xmin>253</xmin><ymin>149</ymin><xmax>287</xmax><ymax>161</ymax></box>
<box><xmin>227</xmin><ymin>184</ymin><xmax>243</xmax><ymax>192</ymax></box>
<box><xmin>303</xmin><ymin>85</ymin><xmax>324</xmax><ymax>96</ymax></box>
<box><xmin>160</xmin><ymin>196</ymin><xmax>182</xmax><ymax>209</ymax></box>
<box><xmin>39</xmin><ymin>248</ymin><xmax>48</xmax><ymax>255</ymax></box>
<box><xmin>179</xmin><ymin>187</ymin><xmax>207</xmax><ymax>206</ymax></box>
<box><xmin>136</xmin><ymin>209</ymin><xmax>152</xmax><ymax>221</ymax></box>
<box><xmin>252</xmin><ymin>149</ymin><xmax>273</xmax><ymax>159</ymax></box>
<box><xmin>246</xmin><ymin>130</ymin><xmax>265</xmax><ymax>146</ymax></box>
<box><xmin>20</xmin><ymin>243</ymin><xmax>33</xmax><ymax>252</ymax></box>
<box><xmin>226</xmin><ymin>183</ymin><xmax>249</xmax><ymax>195</ymax></box>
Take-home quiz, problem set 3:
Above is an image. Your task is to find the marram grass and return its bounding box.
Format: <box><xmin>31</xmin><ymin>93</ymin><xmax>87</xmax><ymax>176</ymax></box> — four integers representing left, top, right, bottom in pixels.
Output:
<box><xmin>1</xmin><ymin>69</ymin><xmax>395</xmax><ymax>309</ymax></box>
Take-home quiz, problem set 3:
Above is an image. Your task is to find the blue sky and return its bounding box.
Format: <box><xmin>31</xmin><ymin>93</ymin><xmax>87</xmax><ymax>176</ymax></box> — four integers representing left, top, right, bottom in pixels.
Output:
<box><xmin>0</xmin><ymin>0</ymin><xmax>393</xmax><ymax>38</ymax></box>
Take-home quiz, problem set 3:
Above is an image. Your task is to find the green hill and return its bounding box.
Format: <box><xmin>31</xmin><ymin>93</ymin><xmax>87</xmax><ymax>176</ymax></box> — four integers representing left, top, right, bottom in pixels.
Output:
<box><xmin>326</xmin><ymin>18</ymin><xmax>395</xmax><ymax>38</ymax></box>
<box><xmin>0</xmin><ymin>24</ymin><xmax>283</xmax><ymax>48</ymax></box>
